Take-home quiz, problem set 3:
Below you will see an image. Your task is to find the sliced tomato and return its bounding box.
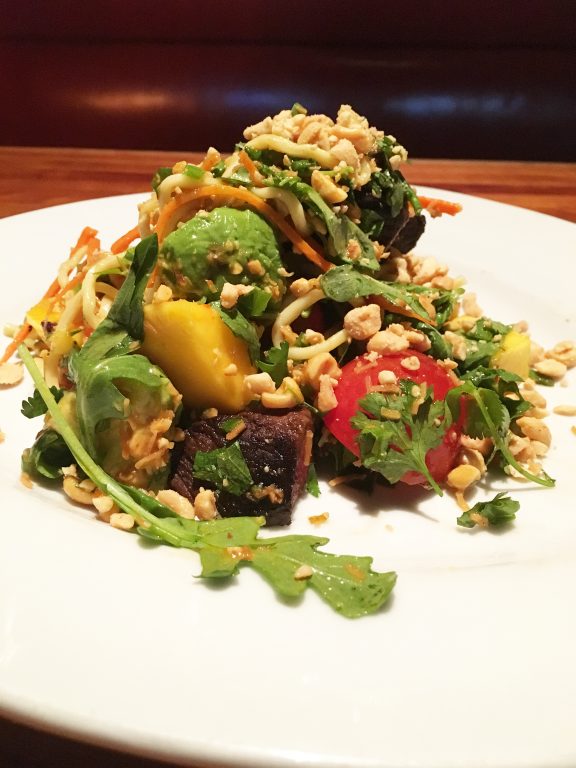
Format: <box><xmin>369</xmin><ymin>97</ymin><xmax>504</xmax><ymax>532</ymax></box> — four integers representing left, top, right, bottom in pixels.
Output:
<box><xmin>323</xmin><ymin>350</ymin><xmax>462</xmax><ymax>485</ymax></box>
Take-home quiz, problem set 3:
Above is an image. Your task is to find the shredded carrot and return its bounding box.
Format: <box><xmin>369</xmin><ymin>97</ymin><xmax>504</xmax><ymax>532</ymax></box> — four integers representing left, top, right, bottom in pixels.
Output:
<box><xmin>154</xmin><ymin>184</ymin><xmax>333</xmax><ymax>272</ymax></box>
<box><xmin>238</xmin><ymin>150</ymin><xmax>265</xmax><ymax>186</ymax></box>
<box><xmin>0</xmin><ymin>324</ymin><xmax>33</xmax><ymax>364</ymax></box>
<box><xmin>72</xmin><ymin>226</ymin><xmax>99</xmax><ymax>252</ymax></box>
<box><xmin>52</xmin><ymin>270</ymin><xmax>86</xmax><ymax>301</ymax></box>
<box><xmin>111</xmin><ymin>226</ymin><xmax>140</xmax><ymax>255</ymax></box>
<box><xmin>418</xmin><ymin>196</ymin><xmax>462</xmax><ymax>216</ymax></box>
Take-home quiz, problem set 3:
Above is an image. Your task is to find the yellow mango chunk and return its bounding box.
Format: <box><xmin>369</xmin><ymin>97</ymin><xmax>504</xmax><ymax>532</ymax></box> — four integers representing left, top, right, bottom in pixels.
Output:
<box><xmin>141</xmin><ymin>300</ymin><xmax>256</xmax><ymax>412</ymax></box>
<box><xmin>26</xmin><ymin>297</ymin><xmax>60</xmax><ymax>340</ymax></box>
<box><xmin>491</xmin><ymin>330</ymin><xmax>531</xmax><ymax>378</ymax></box>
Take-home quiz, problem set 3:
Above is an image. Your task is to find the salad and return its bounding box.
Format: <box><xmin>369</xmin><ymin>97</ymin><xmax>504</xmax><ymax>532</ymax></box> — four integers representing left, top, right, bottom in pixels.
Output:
<box><xmin>3</xmin><ymin>104</ymin><xmax>575</xmax><ymax>618</ymax></box>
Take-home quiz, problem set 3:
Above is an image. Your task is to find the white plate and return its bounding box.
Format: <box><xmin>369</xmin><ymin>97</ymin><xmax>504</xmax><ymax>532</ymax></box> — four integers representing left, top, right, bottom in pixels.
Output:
<box><xmin>1</xmin><ymin>190</ymin><xmax>575</xmax><ymax>768</ymax></box>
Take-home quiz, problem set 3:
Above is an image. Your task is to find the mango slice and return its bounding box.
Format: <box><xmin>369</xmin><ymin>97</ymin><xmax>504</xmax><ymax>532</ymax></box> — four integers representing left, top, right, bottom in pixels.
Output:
<box><xmin>26</xmin><ymin>297</ymin><xmax>60</xmax><ymax>340</ymax></box>
<box><xmin>141</xmin><ymin>300</ymin><xmax>256</xmax><ymax>412</ymax></box>
<box><xmin>491</xmin><ymin>330</ymin><xmax>531</xmax><ymax>378</ymax></box>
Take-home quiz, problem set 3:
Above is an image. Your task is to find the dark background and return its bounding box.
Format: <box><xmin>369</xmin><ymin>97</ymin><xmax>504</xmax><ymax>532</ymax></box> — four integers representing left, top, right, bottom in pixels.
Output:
<box><xmin>1</xmin><ymin>0</ymin><xmax>575</xmax><ymax>160</ymax></box>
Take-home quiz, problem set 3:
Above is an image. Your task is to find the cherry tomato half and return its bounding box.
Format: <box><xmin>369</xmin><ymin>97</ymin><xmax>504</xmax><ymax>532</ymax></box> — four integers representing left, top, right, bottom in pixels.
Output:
<box><xmin>323</xmin><ymin>350</ymin><xmax>462</xmax><ymax>485</ymax></box>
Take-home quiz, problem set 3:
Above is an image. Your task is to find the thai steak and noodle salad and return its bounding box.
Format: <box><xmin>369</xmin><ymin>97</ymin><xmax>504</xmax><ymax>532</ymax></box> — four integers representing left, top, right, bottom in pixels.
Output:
<box><xmin>5</xmin><ymin>104</ymin><xmax>575</xmax><ymax>617</ymax></box>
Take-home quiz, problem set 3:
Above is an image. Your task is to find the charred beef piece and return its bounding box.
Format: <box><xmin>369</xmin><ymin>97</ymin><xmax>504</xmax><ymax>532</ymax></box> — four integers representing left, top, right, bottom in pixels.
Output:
<box><xmin>171</xmin><ymin>407</ymin><xmax>314</xmax><ymax>526</ymax></box>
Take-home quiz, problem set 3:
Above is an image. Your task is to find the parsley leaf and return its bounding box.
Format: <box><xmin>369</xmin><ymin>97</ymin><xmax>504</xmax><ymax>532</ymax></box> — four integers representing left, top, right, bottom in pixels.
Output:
<box><xmin>192</xmin><ymin>442</ymin><xmax>253</xmax><ymax>496</ymax></box>
<box><xmin>211</xmin><ymin>302</ymin><xmax>261</xmax><ymax>364</ymax></box>
<box><xmin>351</xmin><ymin>381</ymin><xmax>451</xmax><ymax>495</ymax></box>
<box><xmin>21</xmin><ymin>386</ymin><xmax>63</xmax><ymax>418</ymax></box>
<box><xmin>457</xmin><ymin>493</ymin><xmax>519</xmax><ymax>528</ymax></box>
<box><xmin>257</xmin><ymin>341</ymin><xmax>289</xmax><ymax>386</ymax></box>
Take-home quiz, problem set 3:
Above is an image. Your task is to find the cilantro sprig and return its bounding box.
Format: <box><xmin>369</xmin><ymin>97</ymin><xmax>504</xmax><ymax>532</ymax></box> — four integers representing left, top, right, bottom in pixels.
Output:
<box><xmin>351</xmin><ymin>380</ymin><xmax>451</xmax><ymax>495</ymax></box>
<box><xmin>457</xmin><ymin>493</ymin><xmax>519</xmax><ymax>529</ymax></box>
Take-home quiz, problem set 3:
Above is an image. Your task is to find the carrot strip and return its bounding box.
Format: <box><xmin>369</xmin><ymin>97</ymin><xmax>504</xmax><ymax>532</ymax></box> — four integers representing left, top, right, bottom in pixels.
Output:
<box><xmin>1</xmin><ymin>324</ymin><xmax>33</xmax><ymax>364</ymax></box>
<box><xmin>110</xmin><ymin>226</ymin><xmax>140</xmax><ymax>255</ymax></box>
<box><xmin>72</xmin><ymin>226</ymin><xmax>99</xmax><ymax>252</ymax></box>
<box><xmin>238</xmin><ymin>150</ymin><xmax>265</xmax><ymax>186</ymax></box>
<box><xmin>154</xmin><ymin>185</ymin><xmax>333</xmax><ymax>272</ymax></box>
<box><xmin>418</xmin><ymin>196</ymin><xmax>462</xmax><ymax>216</ymax></box>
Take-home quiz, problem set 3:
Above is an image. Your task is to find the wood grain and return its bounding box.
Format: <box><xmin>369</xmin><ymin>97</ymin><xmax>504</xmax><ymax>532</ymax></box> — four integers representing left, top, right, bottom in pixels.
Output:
<box><xmin>0</xmin><ymin>148</ymin><xmax>575</xmax><ymax>222</ymax></box>
<box><xmin>0</xmin><ymin>148</ymin><xmax>574</xmax><ymax>768</ymax></box>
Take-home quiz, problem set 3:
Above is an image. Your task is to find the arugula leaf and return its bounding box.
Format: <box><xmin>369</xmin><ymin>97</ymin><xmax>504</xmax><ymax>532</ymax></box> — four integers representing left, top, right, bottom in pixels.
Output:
<box><xmin>457</xmin><ymin>493</ymin><xmax>519</xmax><ymax>529</ymax></box>
<box><xmin>66</xmin><ymin>235</ymin><xmax>179</xmax><ymax>467</ymax></box>
<box><xmin>459</xmin><ymin>366</ymin><xmax>531</xmax><ymax>421</ymax></box>
<box><xmin>320</xmin><ymin>265</ymin><xmax>434</xmax><ymax>323</ymax></box>
<box><xmin>21</xmin><ymin>429</ymin><xmax>74</xmax><ymax>480</ymax></box>
<box><xmin>257</xmin><ymin>341</ymin><xmax>289</xmax><ymax>386</ymax></box>
<box><xmin>352</xmin><ymin>381</ymin><xmax>451</xmax><ymax>495</ymax></box>
<box><xmin>446</xmin><ymin>382</ymin><xmax>555</xmax><ymax>487</ymax></box>
<box><xmin>21</xmin><ymin>386</ymin><xmax>63</xmax><ymax>418</ymax></box>
<box><xmin>19</xmin><ymin>344</ymin><xmax>396</xmax><ymax>619</ymax></box>
<box><xmin>192</xmin><ymin>442</ymin><xmax>254</xmax><ymax>496</ymax></box>
<box><xmin>211</xmin><ymin>301</ymin><xmax>260</xmax><ymax>364</ymax></box>
<box><xmin>306</xmin><ymin>463</ymin><xmax>321</xmax><ymax>498</ymax></box>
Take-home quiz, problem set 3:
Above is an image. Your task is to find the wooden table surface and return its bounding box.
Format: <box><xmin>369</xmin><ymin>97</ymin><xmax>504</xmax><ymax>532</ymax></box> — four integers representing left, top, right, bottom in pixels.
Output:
<box><xmin>0</xmin><ymin>148</ymin><xmax>574</xmax><ymax>768</ymax></box>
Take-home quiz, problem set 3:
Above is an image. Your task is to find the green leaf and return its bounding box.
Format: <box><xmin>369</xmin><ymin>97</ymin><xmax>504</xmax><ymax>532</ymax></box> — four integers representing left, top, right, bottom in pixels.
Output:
<box><xmin>237</xmin><ymin>286</ymin><xmax>272</xmax><ymax>318</ymax></box>
<box><xmin>352</xmin><ymin>381</ymin><xmax>451</xmax><ymax>495</ymax></box>
<box><xmin>151</xmin><ymin>167</ymin><xmax>172</xmax><ymax>195</ymax></box>
<box><xmin>306</xmin><ymin>463</ymin><xmax>321</xmax><ymax>497</ymax></box>
<box><xmin>21</xmin><ymin>429</ymin><xmax>74</xmax><ymax>480</ymax></box>
<box><xmin>66</xmin><ymin>235</ymin><xmax>179</xmax><ymax>464</ymax></box>
<box><xmin>193</xmin><ymin>441</ymin><xmax>254</xmax><ymax>496</ymax></box>
<box><xmin>457</xmin><ymin>492</ymin><xmax>519</xmax><ymax>529</ymax></box>
<box><xmin>320</xmin><ymin>265</ymin><xmax>438</xmax><ymax>323</ymax></box>
<box><xmin>251</xmin><ymin>539</ymin><xmax>397</xmax><ymax>618</ymax></box>
<box><xmin>219</xmin><ymin>416</ymin><xmax>243</xmax><ymax>435</ymax></box>
<box><xmin>447</xmin><ymin>382</ymin><xmax>555</xmax><ymax>487</ymax></box>
<box><xmin>211</xmin><ymin>301</ymin><xmax>261</xmax><ymax>364</ymax></box>
<box><xmin>19</xmin><ymin>344</ymin><xmax>397</xmax><ymax>619</ymax></box>
<box><xmin>257</xmin><ymin>341</ymin><xmax>289</xmax><ymax>386</ymax></box>
<box><xmin>21</xmin><ymin>386</ymin><xmax>63</xmax><ymax>418</ymax></box>
<box><xmin>529</xmin><ymin>369</ymin><xmax>555</xmax><ymax>387</ymax></box>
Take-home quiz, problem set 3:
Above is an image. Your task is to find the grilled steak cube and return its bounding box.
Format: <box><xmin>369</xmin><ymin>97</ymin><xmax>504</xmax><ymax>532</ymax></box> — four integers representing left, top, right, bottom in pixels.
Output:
<box><xmin>171</xmin><ymin>407</ymin><xmax>314</xmax><ymax>525</ymax></box>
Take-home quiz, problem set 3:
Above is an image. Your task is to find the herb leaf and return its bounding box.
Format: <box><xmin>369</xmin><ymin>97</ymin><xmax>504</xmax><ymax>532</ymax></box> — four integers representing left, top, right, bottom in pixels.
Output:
<box><xmin>306</xmin><ymin>463</ymin><xmax>321</xmax><ymax>498</ymax></box>
<box><xmin>457</xmin><ymin>492</ymin><xmax>520</xmax><ymax>528</ymax></box>
<box><xmin>352</xmin><ymin>381</ymin><xmax>451</xmax><ymax>495</ymax></box>
<box><xmin>211</xmin><ymin>301</ymin><xmax>261</xmax><ymax>364</ymax></box>
<box><xmin>193</xmin><ymin>442</ymin><xmax>254</xmax><ymax>496</ymax></box>
<box><xmin>21</xmin><ymin>386</ymin><xmax>63</xmax><ymax>418</ymax></box>
<box><xmin>257</xmin><ymin>341</ymin><xmax>289</xmax><ymax>386</ymax></box>
<box><xmin>21</xmin><ymin>428</ymin><xmax>74</xmax><ymax>480</ymax></box>
<box><xmin>320</xmin><ymin>265</ymin><xmax>450</xmax><ymax>324</ymax></box>
<box><xmin>447</xmin><ymin>382</ymin><xmax>555</xmax><ymax>487</ymax></box>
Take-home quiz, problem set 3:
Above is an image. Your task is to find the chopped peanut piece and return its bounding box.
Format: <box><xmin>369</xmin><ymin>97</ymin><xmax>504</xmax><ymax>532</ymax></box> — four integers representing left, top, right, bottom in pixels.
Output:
<box><xmin>447</xmin><ymin>464</ymin><xmax>481</xmax><ymax>492</ymax></box>
<box><xmin>343</xmin><ymin>304</ymin><xmax>382</xmax><ymax>340</ymax></box>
